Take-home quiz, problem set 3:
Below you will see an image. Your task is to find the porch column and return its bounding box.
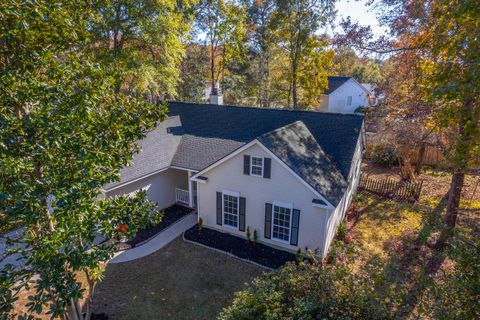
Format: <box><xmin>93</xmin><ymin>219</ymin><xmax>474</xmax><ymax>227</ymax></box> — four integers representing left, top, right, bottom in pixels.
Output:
<box><xmin>188</xmin><ymin>170</ymin><xmax>194</xmax><ymax>208</ymax></box>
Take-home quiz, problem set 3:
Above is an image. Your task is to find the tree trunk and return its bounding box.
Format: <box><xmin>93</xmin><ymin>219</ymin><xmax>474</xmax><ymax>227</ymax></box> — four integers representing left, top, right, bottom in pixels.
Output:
<box><xmin>398</xmin><ymin>148</ymin><xmax>417</xmax><ymax>182</ymax></box>
<box><xmin>83</xmin><ymin>270</ymin><xmax>96</xmax><ymax>320</ymax></box>
<box><xmin>210</xmin><ymin>43</ymin><xmax>215</xmax><ymax>93</ymax></box>
<box><xmin>292</xmin><ymin>62</ymin><xmax>298</xmax><ymax>109</ymax></box>
<box><xmin>65</xmin><ymin>299</ymin><xmax>83</xmax><ymax>320</ymax></box>
<box><xmin>414</xmin><ymin>144</ymin><xmax>426</xmax><ymax>175</ymax></box>
<box><xmin>444</xmin><ymin>170</ymin><xmax>465</xmax><ymax>228</ymax></box>
<box><xmin>444</xmin><ymin>98</ymin><xmax>471</xmax><ymax>229</ymax></box>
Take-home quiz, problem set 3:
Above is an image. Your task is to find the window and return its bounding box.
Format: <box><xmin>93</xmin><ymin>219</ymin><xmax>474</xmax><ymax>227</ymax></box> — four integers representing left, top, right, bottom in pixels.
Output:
<box><xmin>250</xmin><ymin>156</ymin><xmax>263</xmax><ymax>176</ymax></box>
<box><xmin>346</xmin><ymin>96</ymin><xmax>353</xmax><ymax>106</ymax></box>
<box><xmin>223</xmin><ymin>192</ymin><xmax>239</xmax><ymax>228</ymax></box>
<box><xmin>272</xmin><ymin>203</ymin><xmax>292</xmax><ymax>242</ymax></box>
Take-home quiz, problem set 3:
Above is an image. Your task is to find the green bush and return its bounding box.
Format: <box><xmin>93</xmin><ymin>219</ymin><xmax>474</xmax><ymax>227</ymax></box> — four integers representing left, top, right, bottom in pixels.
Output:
<box><xmin>218</xmin><ymin>261</ymin><xmax>386</xmax><ymax>320</ymax></box>
<box><xmin>337</xmin><ymin>221</ymin><xmax>347</xmax><ymax>240</ymax></box>
<box><xmin>370</xmin><ymin>144</ymin><xmax>398</xmax><ymax>166</ymax></box>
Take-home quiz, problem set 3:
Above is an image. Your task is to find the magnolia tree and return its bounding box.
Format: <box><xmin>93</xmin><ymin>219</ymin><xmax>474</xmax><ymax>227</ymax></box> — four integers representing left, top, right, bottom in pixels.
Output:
<box><xmin>0</xmin><ymin>1</ymin><xmax>168</xmax><ymax>319</ymax></box>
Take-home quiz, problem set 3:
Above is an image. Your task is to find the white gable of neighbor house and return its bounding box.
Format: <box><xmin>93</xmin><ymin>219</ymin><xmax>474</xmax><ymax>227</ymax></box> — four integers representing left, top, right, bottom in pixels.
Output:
<box><xmin>195</xmin><ymin>142</ymin><xmax>333</xmax><ymax>255</ymax></box>
<box><xmin>324</xmin><ymin>79</ymin><xmax>370</xmax><ymax>114</ymax></box>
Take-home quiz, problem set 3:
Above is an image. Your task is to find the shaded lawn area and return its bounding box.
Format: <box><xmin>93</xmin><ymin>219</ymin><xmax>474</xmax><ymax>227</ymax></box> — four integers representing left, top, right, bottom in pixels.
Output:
<box><xmin>92</xmin><ymin>237</ymin><xmax>264</xmax><ymax>320</ymax></box>
<box><xmin>343</xmin><ymin>192</ymin><xmax>479</xmax><ymax>318</ymax></box>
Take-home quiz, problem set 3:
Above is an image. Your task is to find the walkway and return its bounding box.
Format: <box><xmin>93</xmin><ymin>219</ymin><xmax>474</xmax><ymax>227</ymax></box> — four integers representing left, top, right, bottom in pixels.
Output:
<box><xmin>109</xmin><ymin>213</ymin><xmax>197</xmax><ymax>264</ymax></box>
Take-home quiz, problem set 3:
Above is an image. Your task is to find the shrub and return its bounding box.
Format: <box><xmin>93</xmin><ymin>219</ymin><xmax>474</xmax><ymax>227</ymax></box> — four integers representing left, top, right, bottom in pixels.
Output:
<box><xmin>218</xmin><ymin>261</ymin><xmax>386</xmax><ymax>320</ymax></box>
<box><xmin>150</xmin><ymin>209</ymin><xmax>164</xmax><ymax>225</ymax></box>
<box><xmin>336</xmin><ymin>221</ymin><xmax>346</xmax><ymax>240</ymax></box>
<box><xmin>295</xmin><ymin>248</ymin><xmax>302</xmax><ymax>263</ymax></box>
<box><xmin>253</xmin><ymin>229</ymin><xmax>258</xmax><ymax>244</ymax></box>
<box><xmin>246</xmin><ymin>226</ymin><xmax>251</xmax><ymax>242</ymax></box>
<box><xmin>197</xmin><ymin>217</ymin><xmax>203</xmax><ymax>234</ymax></box>
<box><xmin>370</xmin><ymin>144</ymin><xmax>398</xmax><ymax>166</ymax></box>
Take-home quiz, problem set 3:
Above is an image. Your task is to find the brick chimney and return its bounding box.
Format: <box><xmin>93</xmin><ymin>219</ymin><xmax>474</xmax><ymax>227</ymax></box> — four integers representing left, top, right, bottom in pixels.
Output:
<box><xmin>209</xmin><ymin>86</ymin><xmax>223</xmax><ymax>105</ymax></box>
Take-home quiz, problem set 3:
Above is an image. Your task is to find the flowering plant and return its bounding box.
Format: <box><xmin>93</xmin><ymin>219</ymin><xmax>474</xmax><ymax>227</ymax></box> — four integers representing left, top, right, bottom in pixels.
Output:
<box><xmin>117</xmin><ymin>224</ymin><xmax>128</xmax><ymax>235</ymax></box>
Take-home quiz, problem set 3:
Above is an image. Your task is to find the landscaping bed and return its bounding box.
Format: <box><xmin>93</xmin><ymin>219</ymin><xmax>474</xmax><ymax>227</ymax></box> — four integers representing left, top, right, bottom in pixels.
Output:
<box><xmin>184</xmin><ymin>225</ymin><xmax>296</xmax><ymax>269</ymax></box>
<box><xmin>103</xmin><ymin>204</ymin><xmax>194</xmax><ymax>251</ymax></box>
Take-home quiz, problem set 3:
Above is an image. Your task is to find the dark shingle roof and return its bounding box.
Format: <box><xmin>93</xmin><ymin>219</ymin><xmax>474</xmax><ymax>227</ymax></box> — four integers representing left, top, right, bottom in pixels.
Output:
<box><xmin>107</xmin><ymin>116</ymin><xmax>182</xmax><ymax>189</ymax></box>
<box><xmin>108</xmin><ymin>102</ymin><xmax>363</xmax><ymax>205</ymax></box>
<box><xmin>257</xmin><ymin>121</ymin><xmax>348</xmax><ymax>205</ymax></box>
<box><xmin>324</xmin><ymin>76</ymin><xmax>352</xmax><ymax>95</ymax></box>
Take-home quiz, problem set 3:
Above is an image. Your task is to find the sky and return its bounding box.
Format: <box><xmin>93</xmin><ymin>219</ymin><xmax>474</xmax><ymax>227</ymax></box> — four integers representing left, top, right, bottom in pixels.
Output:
<box><xmin>331</xmin><ymin>0</ymin><xmax>388</xmax><ymax>36</ymax></box>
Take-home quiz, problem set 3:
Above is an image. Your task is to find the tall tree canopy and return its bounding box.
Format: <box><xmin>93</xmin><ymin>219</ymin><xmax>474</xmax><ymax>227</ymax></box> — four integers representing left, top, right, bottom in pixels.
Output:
<box><xmin>273</xmin><ymin>0</ymin><xmax>335</xmax><ymax>109</ymax></box>
<box><xmin>0</xmin><ymin>0</ymin><xmax>191</xmax><ymax>318</ymax></box>
<box><xmin>90</xmin><ymin>0</ymin><xmax>194</xmax><ymax>101</ymax></box>
<box><xmin>339</xmin><ymin>0</ymin><xmax>479</xmax><ymax>226</ymax></box>
<box><xmin>195</xmin><ymin>0</ymin><xmax>248</xmax><ymax>95</ymax></box>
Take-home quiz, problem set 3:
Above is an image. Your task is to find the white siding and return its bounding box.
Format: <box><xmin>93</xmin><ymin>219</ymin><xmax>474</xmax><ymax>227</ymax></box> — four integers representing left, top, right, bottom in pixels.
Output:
<box><xmin>317</xmin><ymin>95</ymin><xmax>329</xmax><ymax>112</ymax></box>
<box><xmin>106</xmin><ymin>168</ymin><xmax>188</xmax><ymax>209</ymax></box>
<box><xmin>326</xmin><ymin>79</ymin><xmax>369</xmax><ymax>113</ymax></box>
<box><xmin>322</xmin><ymin>131</ymin><xmax>363</xmax><ymax>253</ymax></box>
<box><xmin>197</xmin><ymin>143</ymin><xmax>330</xmax><ymax>255</ymax></box>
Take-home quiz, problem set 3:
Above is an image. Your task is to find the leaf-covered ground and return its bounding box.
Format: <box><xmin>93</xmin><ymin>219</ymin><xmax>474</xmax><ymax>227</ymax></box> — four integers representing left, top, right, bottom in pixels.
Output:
<box><xmin>337</xmin><ymin>165</ymin><xmax>479</xmax><ymax>319</ymax></box>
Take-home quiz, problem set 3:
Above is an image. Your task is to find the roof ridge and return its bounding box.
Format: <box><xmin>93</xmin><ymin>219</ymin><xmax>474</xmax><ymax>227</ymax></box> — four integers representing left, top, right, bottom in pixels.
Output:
<box><xmin>257</xmin><ymin>120</ymin><xmax>306</xmax><ymax>139</ymax></box>
<box><xmin>168</xmin><ymin>101</ymin><xmax>364</xmax><ymax>118</ymax></box>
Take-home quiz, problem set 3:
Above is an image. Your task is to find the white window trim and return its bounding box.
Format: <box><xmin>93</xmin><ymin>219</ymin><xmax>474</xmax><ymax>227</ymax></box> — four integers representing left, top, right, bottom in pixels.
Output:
<box><xmin>271</xmin><ymin>201</ymin><xmax>293</xmax><ymax>244</ymax></box>
<box><xmin>250</xmin><ymin>155</ymin><xmax>264</xmax><ymax>177</ymax></box>
<box><xmin>222</xmin><ymin>190</ymin><xmax>240</xmax><ymax>230</ymax></box>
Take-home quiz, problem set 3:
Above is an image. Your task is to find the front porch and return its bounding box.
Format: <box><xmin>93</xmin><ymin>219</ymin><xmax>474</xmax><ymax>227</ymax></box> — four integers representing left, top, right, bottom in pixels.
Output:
<box><xmin>175</xmin><ymin>170</ymin><xmax>198</xmax><ymax>208</ymax></box>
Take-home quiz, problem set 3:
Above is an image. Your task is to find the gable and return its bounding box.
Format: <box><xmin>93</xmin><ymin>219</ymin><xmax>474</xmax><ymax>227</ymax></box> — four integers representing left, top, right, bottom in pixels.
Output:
<box><xmin>193</xmin><ymin>142</ymin><xmax>330</xmax><ymax>204</ymax></box>
<box><xmin>192</xmin><ymin>140</ymin><xmax>335</xmax><ymax>208</ymax></box>
<box><xmin>257</xmin><ymin>121</ymin><xmax>348</xmax><ymax>205</ymax></box>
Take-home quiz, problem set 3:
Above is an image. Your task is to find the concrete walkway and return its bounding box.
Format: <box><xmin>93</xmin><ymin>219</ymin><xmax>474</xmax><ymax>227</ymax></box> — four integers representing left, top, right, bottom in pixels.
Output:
<box><xmin>109</xmin><ymin>213</ymin><xmax>197</xmax><ymax>264</ymax></box>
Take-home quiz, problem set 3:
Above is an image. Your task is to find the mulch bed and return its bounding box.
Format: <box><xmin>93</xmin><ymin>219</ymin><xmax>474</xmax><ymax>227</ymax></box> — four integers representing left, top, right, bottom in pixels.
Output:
<box><xmin>103</xmin><ymin>205</ymin><xmax>195</xmax><ymax>251</ymax></box>
<box><xmin>184</xmin><ymin>225</ymin><xmax>296</xmax><ymax>269</ymax></box>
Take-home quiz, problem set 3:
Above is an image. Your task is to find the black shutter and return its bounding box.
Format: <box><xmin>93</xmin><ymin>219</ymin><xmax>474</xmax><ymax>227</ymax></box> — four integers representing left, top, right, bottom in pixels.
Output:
<box><xmin>263</xmin><ymin>157</ymin><xmax>271</xmax><ymax>179</ymax></box>
<box><xmin>243</xmin><ymin>155</ymin><xmax>250</xmax><ymax>175</ymax></box>
<box><xmin>264</xmin><ymin>203</ymin><xmax>272</xmax><ymax>239</ymax></box>
<box><xmin>216</xmin><ymin>192</ymin><xmax>222</xmax><ymax>225</ymax></box>
<box><xmin>290</xmin><ymin>209</ymin><xmax>300</xmax><ymax>246</ymax></box>
<box><xmin>239</xmin><ymin>197</ymin><xmax>246</xmax><ymax>231</ymax></box>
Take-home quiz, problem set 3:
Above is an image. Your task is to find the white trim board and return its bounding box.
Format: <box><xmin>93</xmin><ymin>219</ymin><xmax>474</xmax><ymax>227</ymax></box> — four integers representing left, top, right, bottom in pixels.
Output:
<box><xmin>104</xmin><ymin>167</ymin><xmax>170</xmax><ymax>192</ymax></box>
<box><xmin>105</xmin><ymin>166</ymin><xmax>198</xmax><ymax>192</ymax></box>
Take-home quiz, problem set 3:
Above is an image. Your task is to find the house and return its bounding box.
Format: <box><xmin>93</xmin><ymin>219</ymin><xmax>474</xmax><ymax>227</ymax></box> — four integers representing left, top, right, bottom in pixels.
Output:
<box><xmin>318</xmin><ymin>76</ymin><xmax>373</xmax><ymax>113</ymax></box>
<box><xmin>361</xmin><ymin>83</ymin><xmax>384</xmax><ymax>106</ymax></box>
<box><xmin>105</xmin><ymin>101</ymin><xmax>364</xmax><ymax>257</ymax></box>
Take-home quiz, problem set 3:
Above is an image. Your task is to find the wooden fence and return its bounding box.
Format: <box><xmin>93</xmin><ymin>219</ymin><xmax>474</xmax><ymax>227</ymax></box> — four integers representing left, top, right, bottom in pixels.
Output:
<box><xmin>365</xmin><ymin>144</ymin><xmax>445</xmax><ymax>167</ymax></box>
<box><xmin>358</xmin><ymin>173</ymin><xmax>423</xmax><ymax>202</ymax></box>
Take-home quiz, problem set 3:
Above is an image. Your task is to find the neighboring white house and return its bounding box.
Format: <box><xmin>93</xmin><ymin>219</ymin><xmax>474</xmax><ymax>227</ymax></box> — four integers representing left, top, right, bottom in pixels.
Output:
<box><xmin>318</xmin><ymin>76</ymin><xmax>373</xmax><ymax>113</ymax></box>
<box><xmin>105</xmin><ymin>101</ymin><xmax>365</xmax><ymax>257</ymax></box>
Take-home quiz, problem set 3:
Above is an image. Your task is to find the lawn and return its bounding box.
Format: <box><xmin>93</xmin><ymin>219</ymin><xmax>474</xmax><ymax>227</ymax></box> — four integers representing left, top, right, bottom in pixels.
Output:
<box><xmin>338</xmin><ymin>166</ymin><xmax>480</xmax><ymax>318</ymax></box>
<box><xmin>92</xmin><ymin>237</ymin><xmax>264</xmax><ymax>320</ymax></box>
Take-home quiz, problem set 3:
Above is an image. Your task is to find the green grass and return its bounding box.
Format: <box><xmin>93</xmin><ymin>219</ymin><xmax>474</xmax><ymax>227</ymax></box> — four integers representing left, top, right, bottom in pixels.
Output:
<box><xmin>352</xmin><ymin>194</ymin><xmax>429</xmax><ymax>262</ymax></box>
<box><xmin>92</xmin><ymin>237</ymin><xmax>264</xmax><ymax>320</ymax></box>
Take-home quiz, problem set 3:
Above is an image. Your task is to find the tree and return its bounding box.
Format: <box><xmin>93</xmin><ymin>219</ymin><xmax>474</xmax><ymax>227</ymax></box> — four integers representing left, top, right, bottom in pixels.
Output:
<box><xmin>89</xmin><ymin>0</ymin><xmax>194</xmax><ymax>102</ymax></box>
<box><xmin>273</xmin><ymin>0</ymin><xmax>335</xmax><ymax>109</ymax></box>
<box><xmin>242</xmin><ymin>0</ymin><xmax>277</xmax><ymax>107</ymax></box>
<box><xmin>195</xmin><ymin>0</ymin><xmax>247</xmax><ymax>95</ymax></box>
<box><xmin>339</xmin><ymin>0</ymin><xmax>480</xmax><ymax>228</ymax></box>
<box><xmin>177</xmin><ymin>43</ymin><xmax>210</xmax><ymax>102</ymax></box>
<box><xmin>331</xmin><ymin>47</ymin><xmax>383</xmax><ymax>84</ymax></box>
<box><xmin>0</xmin><ymin>1</ymin><xmax>170</xmax><ymax>318</ymax></box>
